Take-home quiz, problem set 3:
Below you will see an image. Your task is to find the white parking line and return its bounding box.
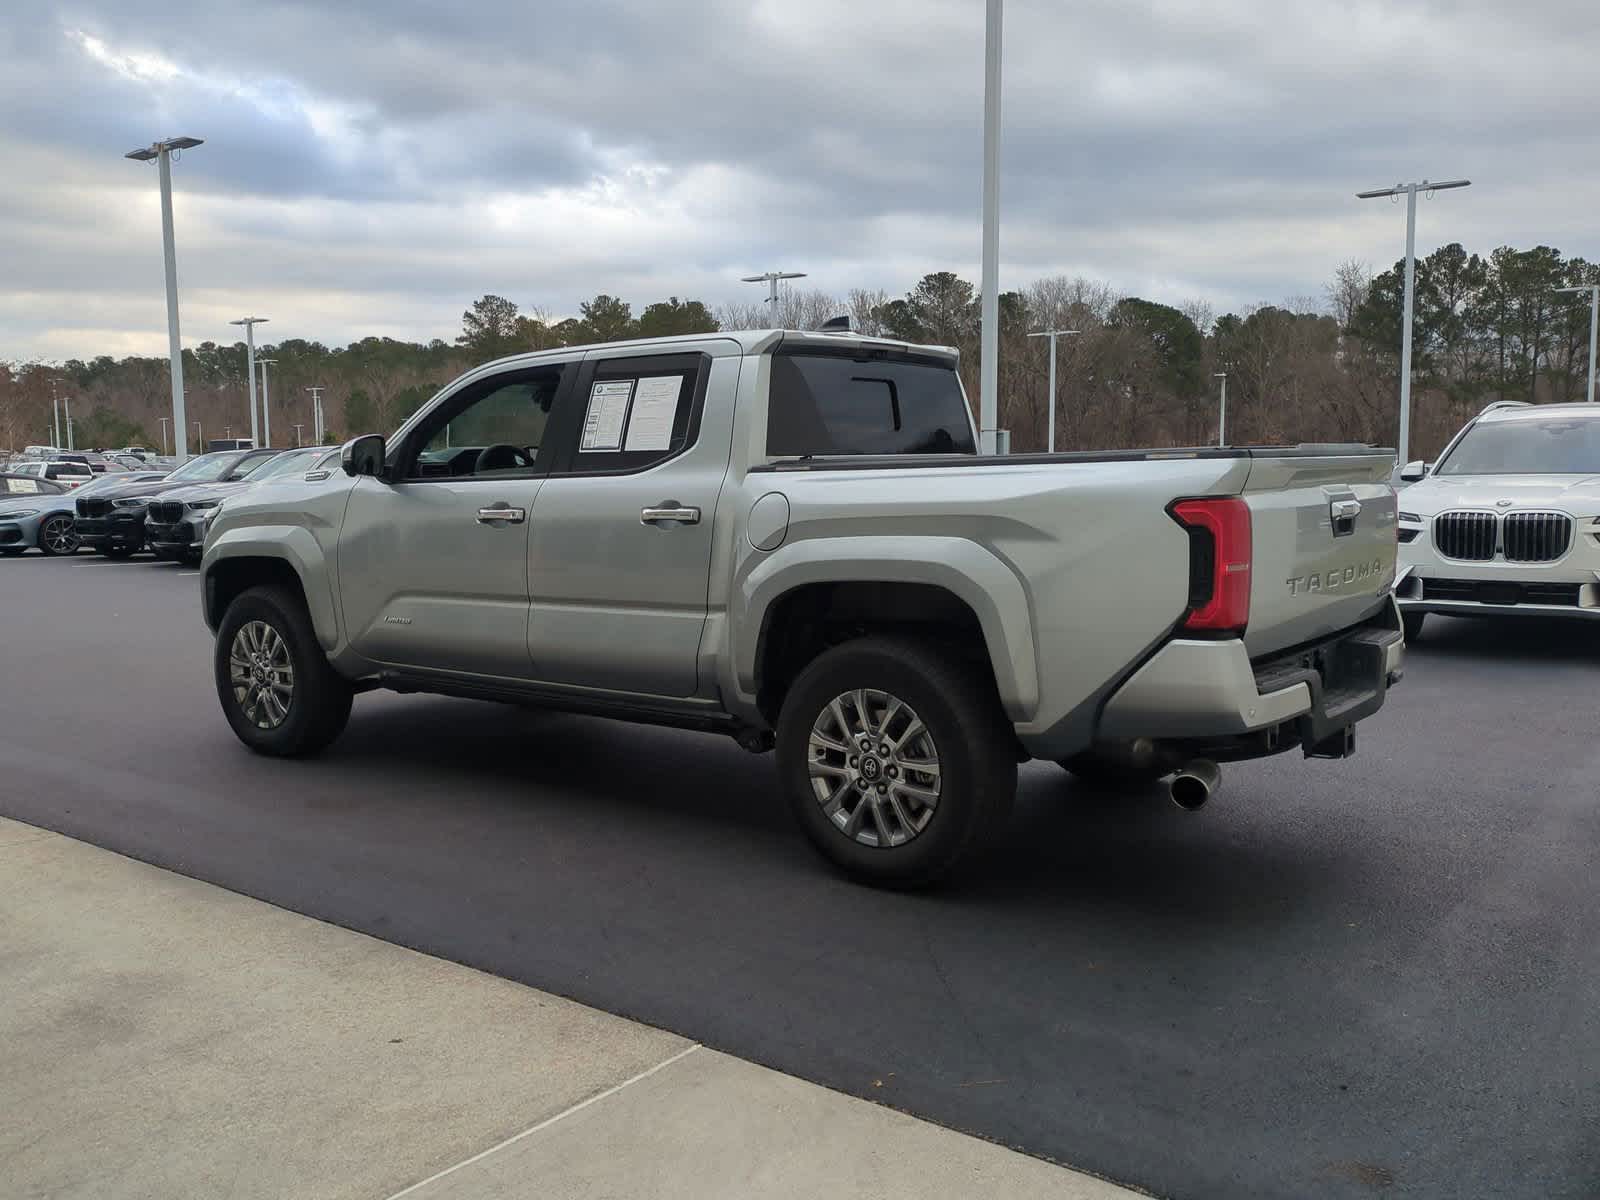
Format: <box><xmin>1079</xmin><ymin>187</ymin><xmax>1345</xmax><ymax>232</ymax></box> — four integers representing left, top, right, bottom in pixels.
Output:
<box><xmin>381</xmin><ymin>1043</ymin><xmax>702</xmax><ymax>1200</ymax></box>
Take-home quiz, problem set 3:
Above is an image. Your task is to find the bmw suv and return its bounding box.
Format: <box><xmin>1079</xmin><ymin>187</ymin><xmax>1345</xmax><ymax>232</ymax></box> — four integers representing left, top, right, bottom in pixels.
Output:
<box><xmin>1394</xmin><ymin>401</ymin><xmax>1600</xmax><ymax>639</ymax></box>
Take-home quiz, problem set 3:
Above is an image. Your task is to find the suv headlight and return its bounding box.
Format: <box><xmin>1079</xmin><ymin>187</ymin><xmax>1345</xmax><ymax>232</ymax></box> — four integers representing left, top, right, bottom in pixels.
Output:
<box><xmin>1398</xmin><ymin>511</ymin><xmax>1422</xmax><ymax>523</ymax></box>
<box><xmin>113</xmin><ymin>497</ymin><xmax>149</xmax><ymax>508</ymax></box>
<box><xmin>187</xmin><ymin>499</ymin><xmax>222</xmax><ymax>512</ymax></box>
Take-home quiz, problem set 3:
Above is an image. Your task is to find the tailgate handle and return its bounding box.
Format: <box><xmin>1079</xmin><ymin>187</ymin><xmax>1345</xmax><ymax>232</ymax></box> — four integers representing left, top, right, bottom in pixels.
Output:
<box><xmin>1330</xmin><ymin>498</ymin><xmax>1361</xmax><ymax>537</ymax></box>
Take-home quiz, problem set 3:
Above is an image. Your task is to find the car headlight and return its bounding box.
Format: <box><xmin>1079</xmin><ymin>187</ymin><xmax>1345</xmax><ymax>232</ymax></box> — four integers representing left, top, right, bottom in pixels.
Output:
<box><xmin>1398</xmin><ymin>511</ymin><xmax>1422</xmax><ymax>523</ymax></box>
<box><xmin>113</xmin><ymin>498</ymin><xmax>149</xmax><ymax>508</ymax></box>
<box><xmin>187</xmin><ymin>499</ymin><xmax>222</xmax><ymax>512</ymax></box>
<box><xmin>0</xmin><ymin>508</ymin><xmax>40</xmax><ymax>519</ymax></box>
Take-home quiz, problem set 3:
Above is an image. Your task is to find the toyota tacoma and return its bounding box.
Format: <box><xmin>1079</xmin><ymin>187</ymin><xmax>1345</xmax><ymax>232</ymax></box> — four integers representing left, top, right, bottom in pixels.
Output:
<box><xmin>200</xmin><ymin>330</ymin><xmax>1403</xmax><ymax>885</ymax></box>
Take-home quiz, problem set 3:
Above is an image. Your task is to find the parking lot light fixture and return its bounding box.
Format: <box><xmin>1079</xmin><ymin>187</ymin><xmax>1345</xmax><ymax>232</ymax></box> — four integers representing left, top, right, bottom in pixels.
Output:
<box><xmin>1555</xmin><ymin>285</ymin><xmax>1599</xmax><ymax>404</ymax></box>
<box><xmin>1356</xmin><ymin>178</ymin><xmax>1470</xmax><ymax>464</ymax></box>
<box><xmin>126</xmin><ymin>136</ymin><xmax>204</xmax><ymax>463</ymax></box>
<box><xmin>230</xmin><ymin>317</ymin><xmax>268</xmax><ymax>446</ymax></box>
<box><xmin>740</xmin><ymin>272</ymin><xmax>807</xmax><ymax>325</ymax></box>
<box><xmin>1026</xmin><ymin>329</ymin><xmax>1079</xmax><ymax>452</ymax></box>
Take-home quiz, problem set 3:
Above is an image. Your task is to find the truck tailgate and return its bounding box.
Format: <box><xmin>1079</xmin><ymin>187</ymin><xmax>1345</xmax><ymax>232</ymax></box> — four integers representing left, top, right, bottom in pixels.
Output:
<box><xmin>1241</xmin><ymin>449</ymin><xmax>1398</xmax><ymax>657</ymax></box>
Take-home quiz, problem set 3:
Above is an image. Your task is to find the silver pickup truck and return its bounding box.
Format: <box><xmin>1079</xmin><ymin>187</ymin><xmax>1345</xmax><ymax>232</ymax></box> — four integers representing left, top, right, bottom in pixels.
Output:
<box><xmin>202</xmin><ymin>329</ymin><xmax>1403</xmax><ymax>885</ymax></box>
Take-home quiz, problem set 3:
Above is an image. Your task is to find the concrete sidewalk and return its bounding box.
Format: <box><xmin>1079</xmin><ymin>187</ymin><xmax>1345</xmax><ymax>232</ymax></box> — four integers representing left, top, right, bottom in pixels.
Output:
<box><xmin>0</xmin><ymin>816</ymin><xmax>1144</xmax><ymax>1200</ymax></box>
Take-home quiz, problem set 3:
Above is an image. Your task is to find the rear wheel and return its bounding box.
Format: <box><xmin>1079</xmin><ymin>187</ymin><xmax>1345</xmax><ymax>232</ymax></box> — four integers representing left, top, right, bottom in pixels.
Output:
<box><xmin>1402</xmin><ymin>610</ymin><xmax>1426</xmax><ymax>642</ymax></box>
<box><xmin>775</xmin><ymin>636</ymin><xmax>1015</xmax><ymax>888</ymax></box>
<box><xmin>37</xmin><ymin>514</ymin><xmax>79</xmax><ymax>556</ymax></box>
<box><xmin>214</xmin><ymin>585</ymin><xmax>353</xmax><ymax>757</ymax></box>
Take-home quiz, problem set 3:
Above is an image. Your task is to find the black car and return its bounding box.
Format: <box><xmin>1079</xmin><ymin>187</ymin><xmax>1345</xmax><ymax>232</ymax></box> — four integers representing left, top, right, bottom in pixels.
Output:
<box><xmin>73</xmin><ymin>448</ymin><xmax>277</xmax><ymax>558</ymax></box>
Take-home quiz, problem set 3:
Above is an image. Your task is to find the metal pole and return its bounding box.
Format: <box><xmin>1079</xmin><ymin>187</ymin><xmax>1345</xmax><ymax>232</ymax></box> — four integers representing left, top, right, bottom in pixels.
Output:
<box><xmin>245</xmin><ymin>325</ymin><xmax>259</xmax><ymax>446</ymax></box>
<box><xmin>64</xmin><ymin>397</ymin><xmax>73</xmax><ymax>450</ymax></box>
<box><xmin>51</xmin><ymin>381</ymin><xmax>60</xmax><ymax>447</ymax></box>
<box><xmin>1216</xmin><ymin>373</ymin><xmax>1228</xmax><ymax>446</ymax></box>
<box><xmin>307</xmin><ymin>387</ymin><xmax>324</xmax><ymax>443</ymax></box>
<box><xmin>194</xmin><ymin>420</ymin><xmax>202</xmax><ymax>449</ymax></box>
<box><xmin>292</xmin><ymin>424</ymin><xmax>303</xmax><ymax>447</ymax></box>
<box><xmin>1045</xmin><ymin>335</ymin><xmax>1057</xmax><ymax>453</ymax></box>
<box><xmin>157</xmin><ymin>148</ymin><xmax>190</xmax><ymax>463</ymax></box>
<box><xmin>157</xmin><ymin>416</ymin><xmax>169</xmax><ymax>455</ymax></box>
<box><xmin>258</xmin><ymin>359</ymin><xmax>273</xmax><ymax>447</ymax></box>
<box><xmin>979</xmin><ymin>0</ymin><xmax>1003</xmax><ymax>454</ymax></box>
<box><xmin>1398</xmin><ymin>183</ymin><xmax>1418</xmax><ymax>465</ymax></box>
<box><xmin>1589</xmin><ymin>289</ymin><xmax>1599</xmax><ymax>405</ymax></box>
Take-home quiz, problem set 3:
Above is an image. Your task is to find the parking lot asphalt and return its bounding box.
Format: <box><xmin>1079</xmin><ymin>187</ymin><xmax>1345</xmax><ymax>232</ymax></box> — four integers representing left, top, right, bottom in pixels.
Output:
<box><xmin>3</xmin><ymin>553</ymin><xmax>1598</xmax><ymax>1200</ymax></box>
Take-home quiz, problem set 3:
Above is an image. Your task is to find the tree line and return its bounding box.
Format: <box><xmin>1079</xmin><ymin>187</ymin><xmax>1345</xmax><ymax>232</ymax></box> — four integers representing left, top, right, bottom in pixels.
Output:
<box><xmin>1</xmin><ymin>242</ymin><xmax>1594</xmax><ymax>459</ymax></box>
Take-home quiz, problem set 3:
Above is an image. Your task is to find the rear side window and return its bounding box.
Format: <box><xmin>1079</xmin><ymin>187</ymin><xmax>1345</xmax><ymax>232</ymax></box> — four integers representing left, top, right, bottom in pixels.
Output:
<box><xmin>767</xmin><ymin>352</ymin><xmax>977</xmax><ymax>457</ymax></box>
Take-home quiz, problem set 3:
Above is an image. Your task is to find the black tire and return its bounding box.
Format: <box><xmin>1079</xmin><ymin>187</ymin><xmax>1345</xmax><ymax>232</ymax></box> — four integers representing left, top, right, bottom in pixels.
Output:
<box><xmin>36</xmin><ymin>514</ymin><xmax>80</xmax><ymax>556</ymax></box>
<box><xmin>214</xmin><ymin>585</ymin><xmax>353</xmax><ymax>758</ymax></box>
<box><xmin>775</xmin><ymin>636</ymin><xmax>1016</xmax><ymax>888</ymax></box>
<box><xmin>1402</xmin><ymin>610</ymin><xmax>1426</xmax><ymax>643</ymax></box>
<box><xmin>1058</xmin><ymin>752</ymin><xmax>1169</xmax><ymax>790</ymax></box>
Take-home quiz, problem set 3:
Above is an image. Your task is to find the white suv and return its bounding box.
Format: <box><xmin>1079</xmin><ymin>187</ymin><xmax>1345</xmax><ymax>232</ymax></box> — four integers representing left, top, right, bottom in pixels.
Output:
<box><xmin>1395</xmin><ymin>401</ymin><xmax>1600</xmax><ymax>640</ymax></box>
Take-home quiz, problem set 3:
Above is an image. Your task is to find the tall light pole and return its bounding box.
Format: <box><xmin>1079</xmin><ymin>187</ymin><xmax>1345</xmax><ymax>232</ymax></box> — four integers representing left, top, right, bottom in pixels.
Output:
<box><xmin>306</xmin><ymin>386</ymin><xmax>324</xmax><ymax>443</ymax></box>
<box><xmin>125</xmin><ymin>136</ymin><xmax>204</xmax><ymax>464</ymax></box>
<box><xmin>193</xmin><ymin>420</ymin><xmax>202</xmax><ymax>450</ymax></box>
<box><xmin>739</xmin><ymin>272</ymin><xmax>807</xmax><ymax>325</ymax></box>
<box><xmin>230</xmin><ymin>316</ymin><xmax>268</xmax><ymax>447</ymax></box>
<box><xmin>1356</xmin><ymin>178</ymin><xmax>1470</xmax><ymax>464</ymax></box>
<box><xmin>257</xmin><ymin>357</ymin><xmax>276</xmax><ymax>447</ymax></box>
<box><xmin>1214</xmin><ymin>372</ymin><xmax>1229</xmax><ymax>447</ymax></box>
<box><xmin>64</xmin><ymin>397</ymin><xmax>73</xmax><ymax>450</ymax></box>
<box><xmin>1026</xmin><ymin>329</ymin><xmax>1078</xmax><ymax>452</ymax></box>
<box><xmin>50</xmin><ymin>379</ymin><xmax>61</xmax><ymax>447</ymax></box>
<box><xmin>292</xmin><ymin>423</ymin><xmax>304</xmax><ymax>447</ymax></box>
<box><xmin>1556</xmin><ymin>285</ymin><xmax>1599</xmax><ymax>405</ymax></box>
<box><xmin>157</xmin><ymin>416</ymin><xmax>170</xmax><ymax>455</ymax></box>
<box><xmin>979</xmin><ymin>0</ymin><xmax>1004</xmax><ymax>454</ymax></box>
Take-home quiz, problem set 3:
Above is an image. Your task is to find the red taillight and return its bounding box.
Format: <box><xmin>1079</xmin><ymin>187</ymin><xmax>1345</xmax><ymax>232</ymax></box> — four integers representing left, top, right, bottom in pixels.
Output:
<box><xmin>1171</xmin><ymin>498</ymin><xmax>1252</xmax><ymax>633</ymax></box>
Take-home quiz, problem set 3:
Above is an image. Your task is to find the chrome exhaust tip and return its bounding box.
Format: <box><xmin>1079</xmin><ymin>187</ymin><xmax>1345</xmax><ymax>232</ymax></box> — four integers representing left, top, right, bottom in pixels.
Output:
<box><xmin>1169</xmin><ymin>759</ymin><xmax>1220</xmax><ymax>811</ymax></box>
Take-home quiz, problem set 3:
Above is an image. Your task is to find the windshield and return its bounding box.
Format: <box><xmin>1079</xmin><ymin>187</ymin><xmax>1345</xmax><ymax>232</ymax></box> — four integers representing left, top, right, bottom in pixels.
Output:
<box><xmin>250</xmin><ymin>449</ymin><xmax>320</xmax><ymax>480</ymax></box>
<box><xmin>1435</xmin><ymin>418</ymin><xmax>1600</xmax><ymax>476</ymax></box>
<box><xmin>165</xmin><ymin>453</ymin><xmax>235</xmax><ymax>483</ymax></box>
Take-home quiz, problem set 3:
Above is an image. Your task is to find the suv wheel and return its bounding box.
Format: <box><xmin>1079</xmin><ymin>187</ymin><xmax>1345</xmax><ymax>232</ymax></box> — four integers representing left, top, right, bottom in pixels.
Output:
<box><xmin>214</xmin><ymin>585</ymin><xmax>353</xmax><ymax>757</ymax></box>
<box><xmin>775</xmin><ymin>636</ymin><xmax>1015</xmax><ymax>888</ymax></box>
<box><xmin>37</xmin><ymin>514</ymin><xmax>80</xmax><ymax>556</ymax></box>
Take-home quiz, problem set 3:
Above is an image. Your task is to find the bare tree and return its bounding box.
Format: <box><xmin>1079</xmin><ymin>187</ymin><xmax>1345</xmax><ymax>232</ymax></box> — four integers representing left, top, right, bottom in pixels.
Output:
<box><xmin>1326</xmin><ymin>259</ymin><xmax>1372</xmax><ymax>330</ymax></box>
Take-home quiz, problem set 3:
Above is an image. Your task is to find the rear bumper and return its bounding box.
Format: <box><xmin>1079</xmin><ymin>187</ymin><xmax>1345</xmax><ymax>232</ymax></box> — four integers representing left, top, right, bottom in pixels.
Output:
<box><xmin>1092</xmin><ymin>598</ymin><xmax>1403</xmax><ymax>759</ymax></box>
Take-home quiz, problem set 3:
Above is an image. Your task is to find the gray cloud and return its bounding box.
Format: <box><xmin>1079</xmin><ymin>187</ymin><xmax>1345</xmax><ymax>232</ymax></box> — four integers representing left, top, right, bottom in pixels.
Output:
<box><xmin>2</xmin><ymin>0</ymin><xmax>1597</xmax><ymax>359</ymax></box>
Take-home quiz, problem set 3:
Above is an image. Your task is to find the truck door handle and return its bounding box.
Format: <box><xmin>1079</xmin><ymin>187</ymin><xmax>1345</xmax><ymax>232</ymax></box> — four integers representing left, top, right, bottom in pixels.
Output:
<box><xmin>476</xmin><ymin>505</ymin><xmax>526</xmax><ymax>524</ymax></box>
<box><xmin>641</xmin><ymin>505</ymin><xmax>701</xmax><ymax>526</ymax></box>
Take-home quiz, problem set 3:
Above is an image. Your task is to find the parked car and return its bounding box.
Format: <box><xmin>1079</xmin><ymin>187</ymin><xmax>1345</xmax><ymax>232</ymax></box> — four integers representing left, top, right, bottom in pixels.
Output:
<box><xmin>144</xmin><ymin>447</ymin><xmax>284</xmax><ymax>563</ymax></box>
<box><xmin>201</xmin><ymin>330</ymin><xmax>1404</xmax><ymax>886</ymax></box>
<box><xmin>0</xmin><ymin>472</ymin><xmax>80</xmax><ymax>556</ymax></box>
<box><xmin>75</xmin><ymin>448</ymin><xmax>270</xmax><ymax>558</ymax></box>
<box><xmin>1395</xmin><ymin>401</ymin><xmax>1600</xmax><ymax>640</ymax></box>
<box><xmin>7</xmin><ymin>460</ymin><xmax>95</xmax><ymax>489</ymax></box>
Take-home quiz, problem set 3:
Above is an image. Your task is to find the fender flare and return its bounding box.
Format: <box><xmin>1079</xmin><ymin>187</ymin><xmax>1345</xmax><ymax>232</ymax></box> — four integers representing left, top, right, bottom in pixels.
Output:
<box><xmin>202</xmin><ymin>526</ymin><xmax>341</xmax><ymax>652</ymax></box>
<box><xmin>734</xmin><ymin>535</ymin><xmax>1039</xmax><ymax>720</ymax></box>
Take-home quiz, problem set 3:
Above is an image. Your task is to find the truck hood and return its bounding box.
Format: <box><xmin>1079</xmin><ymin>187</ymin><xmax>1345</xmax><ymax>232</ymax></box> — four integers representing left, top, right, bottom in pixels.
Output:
<box><xmin>1404</xmin><ymin>474</ymin><xmax>1600</xmax><ymax>514</ymax></box>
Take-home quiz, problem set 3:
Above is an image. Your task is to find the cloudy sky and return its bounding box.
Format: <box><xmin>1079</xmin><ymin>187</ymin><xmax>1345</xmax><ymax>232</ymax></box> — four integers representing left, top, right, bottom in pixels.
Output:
<box><xmin>3</xmin><ymin>0</ymin><xmax>1596</xmax><ymax>361</ymax></box>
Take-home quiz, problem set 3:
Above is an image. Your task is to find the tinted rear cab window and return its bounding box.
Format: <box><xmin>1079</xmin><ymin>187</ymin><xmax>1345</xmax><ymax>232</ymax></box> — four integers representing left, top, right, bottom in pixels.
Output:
<box><xmin>766</xmin><ymin>351</ymin><xmax>976</xmax><ymax>456</ymax></box>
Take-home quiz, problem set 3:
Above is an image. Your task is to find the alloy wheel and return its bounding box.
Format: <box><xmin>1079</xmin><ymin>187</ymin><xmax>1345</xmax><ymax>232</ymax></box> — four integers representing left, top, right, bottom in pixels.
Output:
<box><xmin>41</xmin><ymin>516</ymin><xmax>79</xmax><ymax>554</ymax></box>
<box><xmin>807</xmin><ymin>688</ymin><xmax>942</xmax><ymax>848</ymax></box>
<box><xmin>228</xmin><ymin>620</ymin><xmax>295</xmax><ymax>730</ymax></box>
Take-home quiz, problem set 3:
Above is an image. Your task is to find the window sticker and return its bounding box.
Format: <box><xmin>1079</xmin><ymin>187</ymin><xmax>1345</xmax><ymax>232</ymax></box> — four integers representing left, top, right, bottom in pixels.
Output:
<box><xmin>580</xmin><ymin>380</ymin><xmax>634</xmax><ymax>451</ymax></box>
<box><xmin>622</xmin><ymin>376</ymin><xmax>683</xmax><ymax>452</ymax></box>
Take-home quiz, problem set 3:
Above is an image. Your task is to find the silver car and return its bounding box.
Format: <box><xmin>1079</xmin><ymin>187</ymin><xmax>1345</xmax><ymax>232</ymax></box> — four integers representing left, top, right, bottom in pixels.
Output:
<box><xmin>0</xmin><ymin>473</ymin><xmax>79</xmax><ymax>556</ymax></box>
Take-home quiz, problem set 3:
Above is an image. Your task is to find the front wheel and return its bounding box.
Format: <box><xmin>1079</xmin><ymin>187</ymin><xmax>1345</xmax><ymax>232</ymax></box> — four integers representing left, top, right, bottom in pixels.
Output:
<box><xmin>214</xmin><ymin>585</ymin><xmax>353</xmax><ymax>757</ymax></box>
<box><xmin>775</xmin><ymin>636</ymin><xmax>1016</xmax><ymax>888</ymax></box>
<box><xmin>1402</xmin><ymin>610</ymin><xmax>1426</xmax><ymax>643</ymax></box>
<box><xmin>36</xmin><ymin>514</ymin><xmax>80</xmax><ymax>556</ymax></box>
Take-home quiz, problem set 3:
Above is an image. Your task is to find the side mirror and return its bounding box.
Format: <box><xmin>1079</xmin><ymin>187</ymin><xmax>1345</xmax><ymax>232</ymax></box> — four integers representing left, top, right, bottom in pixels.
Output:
<box><xmin>342</xmin><ymin>434</ymin><xmax>387</xmax><ymax>478</ymax></box>
<box><xmin>1399</xmin><ymin>460</ymin><xmax>1428</xmax><ymax>482</ymax></box>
